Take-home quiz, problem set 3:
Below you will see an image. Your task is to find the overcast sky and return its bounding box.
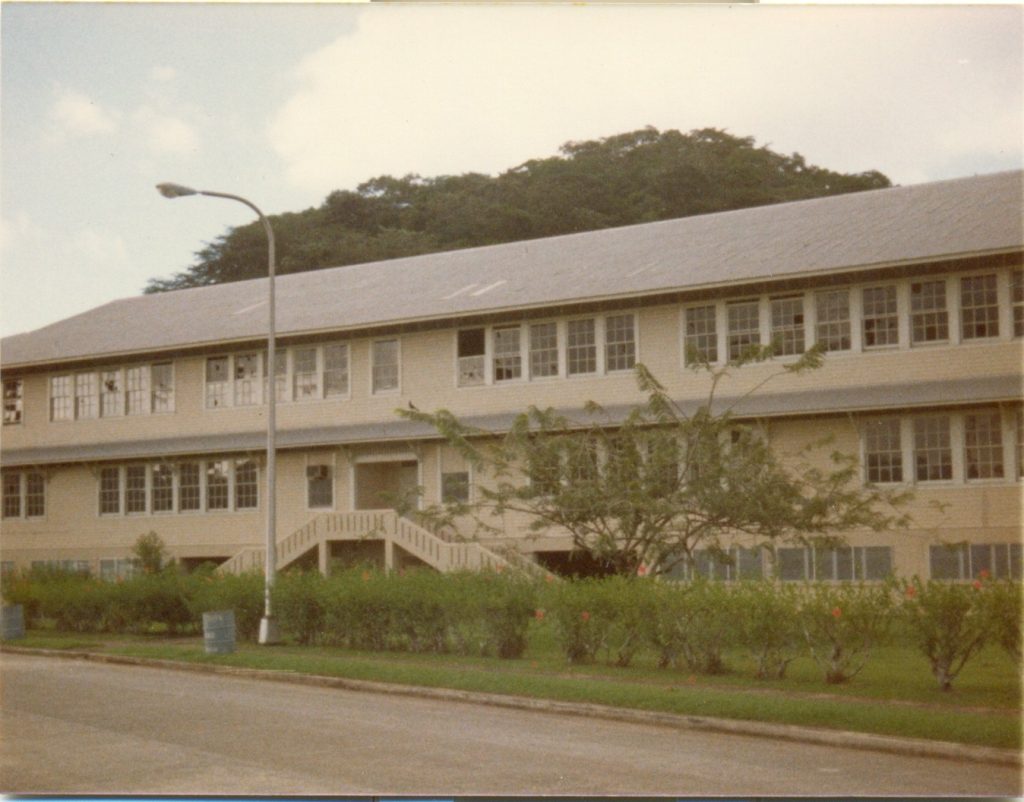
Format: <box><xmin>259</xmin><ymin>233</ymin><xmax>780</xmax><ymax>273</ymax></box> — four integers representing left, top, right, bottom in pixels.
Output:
<box><xmin>2</xmin><ymin>2</ymin><xmax>1021</xmax><ymax>338</ymax></box>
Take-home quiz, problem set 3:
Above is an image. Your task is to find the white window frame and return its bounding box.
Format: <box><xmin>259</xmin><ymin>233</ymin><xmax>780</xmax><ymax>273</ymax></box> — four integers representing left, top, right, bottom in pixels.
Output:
<box><xmin>682</xmin><ymin>304</ymin><xmax>720</xmax><ymax>366</ymax></box>
<box><xmin>2</xmin><ymin>471</ymin><xmax>46</xmax><ymax>520</ymax></box>
<box><xmin>371</xmin><ymin>338</ymin><xmax>401</xmax><ymax>395</ymax></box>
<box><xmin>3</xmin><ymin>378</ymin><xmax>23</xmax><ymax>426</ymax></box>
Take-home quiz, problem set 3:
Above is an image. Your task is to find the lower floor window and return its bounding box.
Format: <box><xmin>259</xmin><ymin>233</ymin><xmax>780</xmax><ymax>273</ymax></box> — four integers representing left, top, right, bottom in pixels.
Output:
<box><xmin>100</xmin><ymin>558</ymin><xmax>140</xmax><ymax>581</ymax></box>
<box><xmin>777</xmin><ymin>546</ymin><xmax>893</xmax><ymax>581</ymax></box>
<box><xmin>667</xmin><ymin>547</ymin><xmax>765</xmax><ymax>581</ymax></box>
<box><xmin>31</xmin><ymin>559</ymin><xmax>90</xmax><ymax>575</ymax></box>
<box><xmin>929</xmin><ymin>542</ymin><xmax>1022</xmax><ymax>580</ymax></box>
<box><xmin>441</xmin><ymin>471</ymin><xmax>470</xmax><ymax>504</ymax></box>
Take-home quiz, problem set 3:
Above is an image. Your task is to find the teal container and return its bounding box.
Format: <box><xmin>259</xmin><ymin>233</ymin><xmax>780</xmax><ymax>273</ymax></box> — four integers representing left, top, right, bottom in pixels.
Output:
<box><xmin>202</xmin><ymin>609</ymin><xmax>236</xmax><ymax>654</ymax></box>
<box><xmin>1</xmin><ymin>605</ymin><xmax>25</xmax><ymax>640</ymax></box>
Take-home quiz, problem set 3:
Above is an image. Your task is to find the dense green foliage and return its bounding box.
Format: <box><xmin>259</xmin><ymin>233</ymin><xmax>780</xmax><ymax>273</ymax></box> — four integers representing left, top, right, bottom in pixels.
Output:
<box><xmin>145</xmin><ymin>127</ymin><xmax>890</xmax><ymax>292</ymax></box>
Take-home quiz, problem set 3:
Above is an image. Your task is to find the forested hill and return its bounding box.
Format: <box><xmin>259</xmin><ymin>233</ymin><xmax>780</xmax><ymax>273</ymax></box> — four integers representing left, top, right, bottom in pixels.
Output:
<box><xmin>145</xmin><ymin>127</ymin><xmax>891</xmax><ymax>293</ymax></box>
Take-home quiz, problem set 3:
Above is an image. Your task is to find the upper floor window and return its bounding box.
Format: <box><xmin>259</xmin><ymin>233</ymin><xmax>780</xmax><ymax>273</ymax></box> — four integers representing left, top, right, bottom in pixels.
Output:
<box><xmin>457</xmin><ymin>329</ymin><xmax>486</xmax><ymax>387</ymax></box>
<box><xmin>566</xmin><ymin>319</ymin><xmax>597</xmax><ymax>376</ymax></box>
<box><xmin>684</xmin><ymin>305</ymin><xmax>717</xmax><ymax>364</ymax></box>
<box><xmin>964</xmin><ymin>411</ymin><xmax>1003</xmax><ymax>480</ymax></box>
<box><xmin>372</xmin><ymin>339</ymin><xmax>399</xmax><ymax>393</ymax></box>
<box><xmin>50</xmin><ymin>375</ymin><xmax>73</xmax><ymax>421</ymax></box>
<box><xmin>605</xmin><ymin>314</ymin><xmax>636</xmax><ymax>372</ymax></box>
<box><xmin>493</xmin><ymin>327</ymin><xmax>522</xmax><ymax>382</ymax></box>
<box><xmin>75</xmin><ymin>373</ymin><xmax>98</xmax><ymax>419</ymax></box>
<box><xmin>914</xmin><ymin>416</ymin><xmax>952</xmax><ymax>482</ymax></box>
<box><xmin>529</xmin><ymin>322</ymin><xmax>559</xmax><ymax>379</ymax></box>
<box><xmin>2</xmin><ymin>472</ymin><xmax>43</xmax><ymax>519</ymax></box>
<box><xmin>910</xmin><ymin>280</ymin><xmax>949</xmax><ymax>344</ymax></box>
<box><xmin>862</xmin><ymin>286</ymin><xmax>898</xmax><ymax>348</ymax></box>
<box><xmin>101</xmin><ymin>370</ymin><xmax>124</xmax><ymax>417</ymax></box>
<box><xmin>293</xmin><ymin>348</ymin><xmax>321</xmax><ymax>401</ymax></box>
<box><xmin>815</xmin><ymin>289</ymin><xmax>851</xmax><ymax>352</ymax></box>
<box><xmin>208</xmin><ymin>344</ymin><xmax>349</xmax><ymax>408</ymax></box>
<box><xmin>960</xmin><ymin>274</ymin><xmax>999</xmax><ymax>340</ymax></box>
<box><xmin>152</xmin><ymin>363</ymin><xmax>175</xmax><ymax>413</ymax></box>
<box><xmin>3</xmin><ymin>379</ymin><xmax>23</xmax><ymax>425</ymax></box>
<box><xmin>770</xmin><ymin>296</ymin><xmax>805</xmax><ymax>356</ymax></box>
<box><xmin>727</xmin><ymin>301</ymin><xmax>760</xmax><ymax>360</ymax></box>
<box><xmin>323</xmin><ymin>344</ymin><xmax>349</xmax><ymax>398</ymax></box>
<box><xmin>1011</xmin><ymin>268</ymin><xmax>1024</xmax><ymax>338</ymax></box>
<box><xmin>55</xmin><ymin>363</ymin><xmax>174</xmax><ymax>421</ymax></box>
<box><xmin>233</xmin><ymin>353</ymin><xmax>261</xmax><ymax>406</ymax></box>
<box><xmin>206</xmin><ymin>357</ymin><xmax>230</xmax><ymax>408</ymax></box>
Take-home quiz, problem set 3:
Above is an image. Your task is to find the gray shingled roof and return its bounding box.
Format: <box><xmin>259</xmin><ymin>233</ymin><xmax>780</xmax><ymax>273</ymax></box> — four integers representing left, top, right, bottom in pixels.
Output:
<box><xmin>3</xmin><ymin>170</ymin><xmax>1022</xmax><ymax>369</ymax></box>
<box><xmin>4</xmin><ymin>373</ymin><xmax>1019</xmax><ymax>468</ymax></box>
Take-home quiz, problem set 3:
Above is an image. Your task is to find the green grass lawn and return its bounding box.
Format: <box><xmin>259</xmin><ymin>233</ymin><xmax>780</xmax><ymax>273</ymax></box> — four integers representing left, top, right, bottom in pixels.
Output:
<box><xmin>8</xmin><ymin>624</ymin><xmax>1021</xmax><ymax>751</ymax></box>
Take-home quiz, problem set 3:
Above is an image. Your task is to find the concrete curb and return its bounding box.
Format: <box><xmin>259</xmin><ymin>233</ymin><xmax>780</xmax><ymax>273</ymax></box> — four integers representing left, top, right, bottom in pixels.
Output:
<box><xmin>4</xmin><ymin>645</ymin><xmax>1020</xmax><ymax>768</ymax></box>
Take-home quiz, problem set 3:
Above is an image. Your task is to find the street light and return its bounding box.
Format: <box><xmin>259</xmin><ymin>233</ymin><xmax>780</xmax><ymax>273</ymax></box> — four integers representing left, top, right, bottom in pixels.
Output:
<box><xmin>157</xmin><ymin>182</ymin><xmax>280</xmax><ymax>645</ymax></box>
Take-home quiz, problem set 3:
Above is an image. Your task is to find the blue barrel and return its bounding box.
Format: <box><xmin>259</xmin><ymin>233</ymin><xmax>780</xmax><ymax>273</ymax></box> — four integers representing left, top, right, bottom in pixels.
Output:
<box><xmin>202</xmin><ymin>610</ymin><xmax>235</xmax><ymax>654</ymax></box>
<box><xmin>1</xmin><ymin>604</ymin><xmax>25</xmax><ymax>640</ymax></box>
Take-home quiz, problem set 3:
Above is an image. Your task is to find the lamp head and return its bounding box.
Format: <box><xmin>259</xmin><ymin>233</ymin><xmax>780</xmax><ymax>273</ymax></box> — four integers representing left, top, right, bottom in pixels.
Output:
<box><xmin>156</xmin><ymin>182</ymin><xmax>199</xmax><ymax>198</ymax></box>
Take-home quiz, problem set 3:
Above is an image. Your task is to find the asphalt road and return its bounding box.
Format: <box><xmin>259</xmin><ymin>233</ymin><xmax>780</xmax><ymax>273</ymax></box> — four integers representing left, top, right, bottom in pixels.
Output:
<box><xmin>1</xmin><ymin>652</ymin><xmax>1019</xmax><ymax>796</ymax></box>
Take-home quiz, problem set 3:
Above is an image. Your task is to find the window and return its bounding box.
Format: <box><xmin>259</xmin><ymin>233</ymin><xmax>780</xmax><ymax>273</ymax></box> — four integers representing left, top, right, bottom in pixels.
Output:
<box><xmin>101</xmin><ymin>370</ymin><xmax>123</xmax><ymax>417</ymax></box>
<box><xmin>684</xmin><ymin>305</ymin><xmax>718</xmax><ymax>364</ymax></box>
<box><xmin>99</xmin><ymin>467</ymin><xmax>121</xmax><ymax>515</ymax></box>
<box><xmin>457</xmin><ymin>329</ymin><xmax>486</xmax><ymax>387</ymax></box>
<box><xmin>605</xmin><ymin>314</ymin><xmax>636</xmax><ymax>372</ymax></box>
<box><xmin>75</xmin><ymin>373</ymin><xmax>98</xmax><ymax>419</ymax></box>
<box><xmin>930</xmin><ymin>543</ymin><xmax>1022</xmax><ymax>580</ymax></box>
<box><xmin>100</xmin><ymin>559</ymin><xmax>139</xmax><ymax>582</ymax></box>
<box><xmin>151</xmin><ymin>363</ymin><xmax>174</xmax><ymax>413</ymax></box>
<box><xmin>234</xmin><ymin>353</ymin><xmax>261</xmax><ymax>406</ymax></box>
<box><xmin>777</xmin><ymin>546</ymin><xmax>892</xmax><ymax>581</ymax></box>
<box><xmin>960</xmin><ymin>274</ymin><xmax>999</xmax><ymax>340</ymax></box>
<box><xmin>50</xmin><ymin>375</ymin><xmax>73</xmax><ymax>421</ymax></box>
<box><xmin>372</xmin><ymin>339</ymin><xmax>400</xmax><ymax>393</ymax></box>
<box><xmin>293</xmin><ymin>348</ymin><xmax>320</xmax><ymax>400</ymax></box>
<box><xmin>3</xmin><ymin>473</ymin><xmax>21</xmax><ymax>518</ymax></box>
<box><xmin>152</xmin><ymin>463</ymin><xmax>174</xmax><ymax>513</ymax></box>
<box><xmin>179</xmin><ymin>463</ymin><xmax>201</xmax><ymax>512</ymax></box>
<box><xmin>33</xmin><ymin>559</ymin><xmax>90</xmax><ymax>575</ymax></box>
<box><xmin>910</xmin><ymin>280</ymin><xmax>948</xmax><ymax>344</ymax></box>
<box><xmin>566</xmin><ymin>319</ymin><xmax>597</xmax><ymax>376</ymax></box>
<box><xmin>862</xmin><ymin>286</ymin><xmax>898</xmax><ymax>348</ymax></box>
<box><xmin>770</xmin><ymin>296</ymin><xmax>805</xmax><ymax>356</ymax></box>
<box><xmin>263</xmin><ymin>349</ymin><xmax>288</xmax><ymax>403</ymax></box>
<box><xmin>864</xmin><ymin>418</ymin><xmax>902</xmax><ymax>483</ymax></box>
<box><xmin>206</xmin><ymin>461</ymin><xmax>230</xmax><ymax>511</ymax></box>
<box><xmin>206</xmin><ymin>358</ymin><xmax>229</xmax><ymax>408</ymax></box>
<box><xmin>528</xmin><ymin>449</ymin><xmax>561</xmax><ymax>496</ymax></box>
<box><xmin>441</xmin><ymin>471</ymin><xmax>470</xmax><ymax>504</ymax></box>
<box><xmin>529</xmin><ymin>322</ymin><xmax>559</xmax><ymax>379</ymax></box>
<box><xmin>493</xmin><ymin>327</ymin><xmax>522</xmax><ymax>382</ymax></box>
<box><xmin>323</xmin><ymin>344</ymin><xmax>349</xmax><ymax>398</ymax></box>
<box><xmin>125</xmin><ymin>465</ymin><xmax>147</xmax><ymax>513</ymax></box>
<box><xmin>682</xmin><ymin>548</ymin><xmax>764</xmax><ymax>581</ymax></box>
<box><xmin>25</xmin><ymin>473</ymin><xmax>45</xmax><ymax>517</ymax></box>
<box><xmin>235</xmin><ymin>459</ymin><xmax>259</xmax><ymax>510</ymax></box>
<box><xmin>1018</xmin><ymin>408</ymin><xmax>1024</xmax><ymax>479</ymax></box>
<box><xmin>1012</xmin><ymin>269</ymin><xmax>1024</xmax><ymax>338</ymax></box>
<box><xmin>3</xmin><ymin>379</ymin><xmax>23</xmax><ymax>425</ymax></box>
<box><xmin>307</xmin><ymin>464</ymin><xmax>333</xmax><ymax>508</ymax></box>
<box><xmin>726</xmin><ymin>301</ymin><xmax>760</xmax><ymax>360</ymax></box>
<box><xmin>914</xmin><ymin>417</ymin><xmax>952</xmax><ymax>481</ymax></box>
<box><xmin>815</xmin><ymin>289</ymin><xmax>851</xmax><ymax>352</ymax></box>
<box><xmin>964</xmin><ymin>411</ymin><xmax>1003</xmax><ymax>479</ymax></box>
<box><xmin>125</xmin><ymin>366</ymin><xmax>149</xmax><ymax>415</ymax></box>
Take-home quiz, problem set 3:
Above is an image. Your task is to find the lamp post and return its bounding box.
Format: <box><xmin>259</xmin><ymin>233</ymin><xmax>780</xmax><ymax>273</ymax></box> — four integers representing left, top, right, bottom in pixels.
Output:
<box><xmin>157</xmin><ymin>182</ymin><xmax>280</xmax><ymax>645</ymax></box>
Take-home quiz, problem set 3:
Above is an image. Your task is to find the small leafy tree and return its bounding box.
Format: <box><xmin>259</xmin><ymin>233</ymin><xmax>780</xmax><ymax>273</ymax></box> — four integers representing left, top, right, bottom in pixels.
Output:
<box><xmin>731</xmin><ymin>580</ymin><xmax>803</xmax><ymax>679</ymax></box>
<box><xmin>131</xmin><ymin>531</ymin><xmax>170</xmax><ymax>574</ymax></box>
<box><xmin>400</xmin><ymin>352</ymin><xmax>910</xmax><ymax>576</ymax></box>
<box><xmin>982</xmin><ymin>578</ymin><xmax>1023</xmax><ymax>665</ymax></box>
<box><xmin>901</xmin><ymin>577</ymin><xmax>991</xmax><ymax>691</ymax></box>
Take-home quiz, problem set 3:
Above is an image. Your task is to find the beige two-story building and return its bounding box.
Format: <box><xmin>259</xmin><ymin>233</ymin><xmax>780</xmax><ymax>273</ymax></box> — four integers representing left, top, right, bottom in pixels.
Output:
<box><xmin>2</xmin><ymin>170</ymin><xmax>1022</xmax><ymax>580</ymax></box>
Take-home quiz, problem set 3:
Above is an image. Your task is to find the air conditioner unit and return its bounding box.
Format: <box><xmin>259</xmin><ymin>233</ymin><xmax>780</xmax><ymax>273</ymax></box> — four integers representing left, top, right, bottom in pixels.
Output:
<box><xmin>306</xmin><ymin>465</ymin><xmax>329</xmax><ymax>481</ymax></box>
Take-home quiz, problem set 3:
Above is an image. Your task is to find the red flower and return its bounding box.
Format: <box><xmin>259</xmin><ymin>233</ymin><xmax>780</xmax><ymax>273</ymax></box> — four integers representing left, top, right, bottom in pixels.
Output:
<box><xmin>831</xmin><ymin>607</ymin><xmax>842</xmax><ymax>618</ymax></box>
<box><xmin>904</xmin><ymin>585</ymin><xmax>917</xmax><ymax>599</ymax></box>
<box><xmin>534</xmin><ymin>609</ymin><xmax>545</xmax><ymax>621</ymax></box>
<box><xmin>580</xmin><ymin>610</ymin><xmax>591</xmax><ymax>622</ymax></box>
<box><xmin>978</xmin><ymin>569</ymin><xmax>990</xmax><ymax>580</ymax></box>
<box><xmin>972</xmin><ymin>580</ymin><xmax>983</xmax><ymax>590</ymax></box>
<box><xmin>637</xmin><ymin>564</ymin><xmax>647</xmax><ymax>577</ymax></box>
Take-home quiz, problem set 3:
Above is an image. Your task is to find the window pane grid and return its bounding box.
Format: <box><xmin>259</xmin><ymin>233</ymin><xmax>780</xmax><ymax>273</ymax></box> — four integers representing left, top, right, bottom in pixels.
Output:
<box><xmin>960</xmin><ymin>274</ymin><xmax>999</xmax><ymax>340</ymax></box>
<box><xmin>206</xmin><ymin>358</ymin><xmax>229</xmax><ymax>408</ymax></box>
<box><xmin>529</xmin><ymin>322</ymin><xmax>559</xmax><ymax>378</ymax></box>
<box><xmin>965</xmin><ymin>411</ymin><xmax>1004</xmax><ymax>479</ymax></box>
<box><xmin>865</xmin><ymin>418</ymin><xmax>902</xmax><ymax>483</ymax></box>
<box><xmin>372</xmin><ymin>340</ymin><xmax>400</xmax><ymax>392</ymax></box>
<box><xmin>605</xmin><ymin>314</ymin><xmax>636</xmax><ymax>372</ymax></box>
<box><xmin>125</xmin><ymin>367</ymin><xmax>149</xmax><ymax>415</ymax></box>
<box><xmin>1012</xmin><ymin>269</ymin><xmax>1024</xmax><ymax>338</ymax></box>
<box><xmin>293</xmin><ymin>348</ymin><xmax>320</xmax><ymax>400</ymax></box>
<box><xmin>323</xmin><ymin>345</ymin><xmax>349</xmax><ymax>397</ymax></box>
<box><xmin>727</xmin><ymin>302</ymin><xmax>760</xmax><ymax>360</ymax></box>
<box><xmin>567</xmin><ymin>319</ymin><xmax>597</xmax><ymax>375</ymax></box>
<box><xmin>99</xmin><ymin>468</ymin><xmax>120</xmax><ymax>514</ymax></box>
<box><xmin>75</xmin><ymin>373</ymin><xmax>98</xmax><ymax>419</ymax></box>
<box><xmin>685</xmin><ymin>305</ymin><xmax>718</xmax><ymax>363</ymax></box>
<box><xmin>50</xmin><ymin>375</ymin><xmax>73</xmax><ymax>420</ymax></box>
<box><xmin>179</xmin><ymin>463</ymin><xmax>201</xmax><ymax>511</ymax></box>
<box><xmin>910</xmin><ymin>280</ymin><xmax>949</xmax><ymax>344</ymax></box>
<box><xmin>235</xmin><ymin>460</ymin><xmax>259</xmax><ymax>509</ymax></box>
<box><xmin>234</xmin><ymin>353</ymin><xmax>260</xmax><ymax>406</ymax></box>
<box><xmin>862</xmin><ymin>286</ymin><xmax>898</xmax><ymax>348</ymax></box>
<box><xmin>25</xmin><ymin>473</ymin><xmax>45</xmax><ymax>517</ymax></box>
<box><xmin>914</xmin><ymin>417</ymin><xmax>953</xmax><ymax>481</ymax></box>
<box><xmin>815</xmin><ymin>290</ymin><xmax>851</xmax><ymax>352</ymax></box>
<box><xmin>151</xmin><ymin>363</ymin><xmax>174</xmax><ymax>413</ymax></box>
<box><xmin>101</xmin><ymin>370</ymin><xmax>123</xmax><ymax>417</ymax></box>
<box><xmin>125</xmin><ymin>466</ymin><xmax>147</xmax><ymax>513</ymax></box>
<box><xmin>3</xmin><ymin>380</ymin><xmax>23</xmax><ymax>425</ymax></box>
<box><xmin>206</xmin><ymin>461</ymin><xmax>230</xmax><ymax>510</ymax></box>
<box><xmin>2</xmin><ymin>474</ymin><xmax>21</xmax><ymax>518</ymax></box>
<box><xmin>770</xmin><ymin>297</ymin><xmax>805</xmax><ymax>356</ymax></box>
<box><xmin>152</xmin><ymin>464</ymin><xmax>174</xmax><ymax>512</ymax></box>
<box><xmin>493</xmin><ymin>327</ymin><xmax>522</xmax><ymax>382</ymax></box>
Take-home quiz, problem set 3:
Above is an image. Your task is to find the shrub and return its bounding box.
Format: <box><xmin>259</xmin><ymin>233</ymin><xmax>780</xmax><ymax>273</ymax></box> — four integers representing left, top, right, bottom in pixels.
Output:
<box><xmin>798</xmin><ymin>582</ymin><xmax>894</xmax><ymax>684</ymax></box>
<box><xmin>273</xmin><ymin>570</ymin><xmax>328</xmax><ymax>645</ymax></box>
<box><xmin>982</xmin><ymin>579</ymin><xmax>1022</xmax><ymax>664</ymax></box>
<box><xmin>541</xmin><ymin>577</ymin><xmax>611</xmax><ymax>663</ymax></box>
<box><xmin>731</xmin><ymin>580</ymin><xmax>802</xmax><ymax>679</ymax></box>
<box><xmin>190</xmin><ymin>571</ymin><xmax>264</xmax><ymax>642</ymax></box>
<box><xmin>478</xmin><ymin>571</ymin><xmax>536</xmax><ymax>659</ymax></box>
<box><xmin>900</xmin><ymin>577</ymin><xmax>991</xmax><ymax>691</ymax></box>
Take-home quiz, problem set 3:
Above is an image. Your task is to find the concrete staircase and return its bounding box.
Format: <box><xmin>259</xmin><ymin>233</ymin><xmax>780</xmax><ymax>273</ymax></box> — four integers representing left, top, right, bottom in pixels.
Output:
<box><xmin>219</xmin><ymin>509</ymin><xmax>552</xmax><ymax>578</ymax></box>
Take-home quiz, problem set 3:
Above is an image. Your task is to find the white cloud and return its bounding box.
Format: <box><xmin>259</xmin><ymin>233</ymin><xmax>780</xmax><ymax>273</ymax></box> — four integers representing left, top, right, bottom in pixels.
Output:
<box><xmin>133</xmin><ymin>106</ymin><xmax>200</xmax><ymax>155</ymax></box>
<box><xmin>268</xmin><ymin>6</ymin><xmax>1022</xmax><ymax>194</ymax></box>
<box><xmin>49</xmin><ymin>88</ymin><xmax>118</xmax><ymax>136</ymax></box>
